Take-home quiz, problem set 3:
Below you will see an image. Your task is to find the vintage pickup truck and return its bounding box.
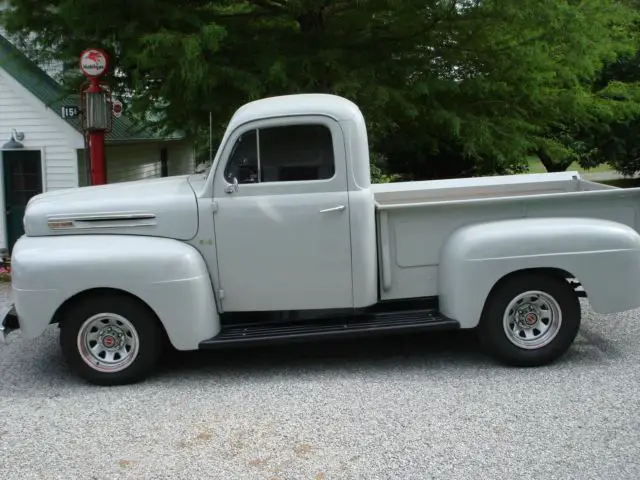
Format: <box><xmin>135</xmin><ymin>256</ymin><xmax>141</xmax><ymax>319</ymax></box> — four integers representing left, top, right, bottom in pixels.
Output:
<box><xmin>2</xmin><ymin>93</ymin><xmax>640</xmax><ymax>385</ymax></box>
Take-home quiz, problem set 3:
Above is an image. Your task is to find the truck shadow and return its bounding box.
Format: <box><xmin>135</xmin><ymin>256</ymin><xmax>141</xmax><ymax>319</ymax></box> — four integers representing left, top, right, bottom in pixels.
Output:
<box><xmin>156</xmin><ymin>330</ymin><xmax>485</xmax><ymax>380</ymax></box>
<box><xmin>155</xmin><ymin>329</ymin><xmax>546</xmax><ymax>380</ymax></box>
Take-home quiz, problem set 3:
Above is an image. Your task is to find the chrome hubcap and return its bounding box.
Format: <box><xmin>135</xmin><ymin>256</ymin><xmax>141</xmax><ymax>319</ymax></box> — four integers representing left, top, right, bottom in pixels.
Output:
<box><xmin>77</xmin><ymin>313</ymin><xmax>140</xmax><ymax>372</ymax></box>
<box><xmin>503</xmin><ymin>290</ymin><xmax>562</xmax><ymax>349</ymax></box>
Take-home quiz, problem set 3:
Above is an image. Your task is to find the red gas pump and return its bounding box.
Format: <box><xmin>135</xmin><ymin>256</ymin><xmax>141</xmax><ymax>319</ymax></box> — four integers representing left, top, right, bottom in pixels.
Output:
<box><xmin>79</xmin><ymin>48</ymin><xmax>113</xmax><ymax>186</ymax></box>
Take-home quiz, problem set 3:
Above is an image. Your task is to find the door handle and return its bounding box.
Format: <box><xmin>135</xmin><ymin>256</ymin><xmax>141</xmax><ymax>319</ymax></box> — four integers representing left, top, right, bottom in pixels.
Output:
<box><xmin>319</xmin><ymin>205</ymin><xmax>346</xmax><ymax>213</ymax></box>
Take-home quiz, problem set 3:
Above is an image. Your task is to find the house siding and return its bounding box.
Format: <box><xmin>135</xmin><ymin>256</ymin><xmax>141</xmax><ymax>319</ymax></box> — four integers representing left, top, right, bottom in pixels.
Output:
<box><xmin>168</xmin><ymin>142</ymin><xmax>196</xmax><ymax>176</ymax></box>
<box><xmin>105</xmin><ymin>144</ymin><xmax>162</xmax><ymax>183</ymax></box>
<box><xmin>0</xmin><ymin>71</ymin><xmax>81</xmax><ymax>191</ymax></box>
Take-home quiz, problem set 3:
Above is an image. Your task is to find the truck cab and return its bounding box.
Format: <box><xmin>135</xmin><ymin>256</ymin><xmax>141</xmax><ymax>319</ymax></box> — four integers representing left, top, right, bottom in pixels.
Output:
<box><xmin>194</xmin><ymin>94</ymin><xmax>378</xmax><ymax>313</ymax></box>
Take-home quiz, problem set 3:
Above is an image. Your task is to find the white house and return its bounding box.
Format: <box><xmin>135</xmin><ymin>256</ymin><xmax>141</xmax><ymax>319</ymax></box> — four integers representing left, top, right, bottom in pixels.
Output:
<box><xmin>0</xmin><ymin>34</ymin><xmax>197</xmax><ymax>253</ymax></box>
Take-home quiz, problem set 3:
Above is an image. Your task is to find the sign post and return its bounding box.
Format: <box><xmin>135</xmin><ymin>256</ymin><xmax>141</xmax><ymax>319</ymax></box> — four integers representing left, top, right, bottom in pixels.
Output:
<box><xmin>79</xmin><ymin>48</ymin><xmax>112</xmax><ymax>185</ymax></box>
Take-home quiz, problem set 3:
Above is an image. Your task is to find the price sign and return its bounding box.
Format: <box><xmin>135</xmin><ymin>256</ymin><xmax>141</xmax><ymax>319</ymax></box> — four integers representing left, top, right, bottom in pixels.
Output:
<box><xmin>61</xmin><ymin>105</ymin><xmax>80</xmax><ymax>119</ymax></box>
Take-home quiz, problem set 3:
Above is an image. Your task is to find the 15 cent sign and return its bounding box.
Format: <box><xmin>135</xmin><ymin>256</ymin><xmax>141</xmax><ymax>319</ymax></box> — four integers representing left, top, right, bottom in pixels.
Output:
<box><xmin>79</xmin><ymin>48</ymin><xmax>109</xmax><ymax>78</ymax></box>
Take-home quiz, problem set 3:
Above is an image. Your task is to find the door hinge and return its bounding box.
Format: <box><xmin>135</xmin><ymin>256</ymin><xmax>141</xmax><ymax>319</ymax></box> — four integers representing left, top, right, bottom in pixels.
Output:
<box><xmin>218</xmin><ymin>289</ymin><xmax>225</xmax><ymax>299</ymax></box>
<box><xmin>211</xmin><ymin>200</ymin><xmax>218</xmax><ymax>213</ymax></box>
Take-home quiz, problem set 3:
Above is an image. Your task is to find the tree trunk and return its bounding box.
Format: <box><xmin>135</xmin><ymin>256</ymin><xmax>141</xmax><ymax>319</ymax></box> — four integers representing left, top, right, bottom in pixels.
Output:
<box><xmin>297</xmin><ymin>10</ymin><xmax>325</xmax><ymax>34</ymax></box>
<box><xmin>536</xmin><ymin>149</ymin><xmax>572</xmax><ymax>172</ymax></box>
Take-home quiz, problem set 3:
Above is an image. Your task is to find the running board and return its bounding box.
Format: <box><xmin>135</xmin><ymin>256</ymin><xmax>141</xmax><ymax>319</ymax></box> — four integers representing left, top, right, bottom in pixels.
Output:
<box><xmin>198</xmin><ymin>309</ymin><xmax>459</xmax><ymax>349</ymax></box>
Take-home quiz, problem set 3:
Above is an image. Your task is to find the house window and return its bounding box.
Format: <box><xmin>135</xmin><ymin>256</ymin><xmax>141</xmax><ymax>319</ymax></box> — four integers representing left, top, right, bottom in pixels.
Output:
<box><xmin>77</xmin><ymin>150</ymin><xmax>89</xmax><ymax>187</ymax></box>
<box><xmin>224</xmin><ymin>124</ymin><xmax>335</xmax><ymax>184</ymax></box>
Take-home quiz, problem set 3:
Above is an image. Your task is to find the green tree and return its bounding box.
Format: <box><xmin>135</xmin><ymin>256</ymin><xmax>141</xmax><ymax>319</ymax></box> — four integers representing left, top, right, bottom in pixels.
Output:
<box><xmin>569</xmin><ymin>0</ymin><xmax>640</xmax><ymax>178</ymax></box>
<box><xmin>1</xmin><ymin>0</ymin><xmax>637</xmax><ymax>179</ymax></box>
<box><xmin>532</xmin><ymin>0</ymin><xmax>640</xmax><ymax>173</ymax></box>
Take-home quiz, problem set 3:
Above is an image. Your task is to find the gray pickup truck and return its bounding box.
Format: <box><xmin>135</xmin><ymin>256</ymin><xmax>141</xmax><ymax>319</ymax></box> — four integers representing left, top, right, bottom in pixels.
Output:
<box><xmin>3</xmin><ymin>93</ymin><xmax>640</xmax><ymax>386</ymax></box>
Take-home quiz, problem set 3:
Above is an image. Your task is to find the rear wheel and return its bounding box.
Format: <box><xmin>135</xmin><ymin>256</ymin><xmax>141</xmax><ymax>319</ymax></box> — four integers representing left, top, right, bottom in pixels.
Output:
<box><xmin>478</xmin><ymin>272</ymin><xmax>581</xmax><ymax>366</ymax></box>
<box><xmin>59</xmin><ymin>293</ymin><xmax>164</xmax><ymax>385</ymax></box>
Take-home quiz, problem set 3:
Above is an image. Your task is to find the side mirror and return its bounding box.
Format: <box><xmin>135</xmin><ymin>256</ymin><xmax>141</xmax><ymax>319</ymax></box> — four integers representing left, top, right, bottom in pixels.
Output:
<box><xmin>225</xmin><ymin>176</ymin><xmax>239</xmax><ymax>194</ymax></box>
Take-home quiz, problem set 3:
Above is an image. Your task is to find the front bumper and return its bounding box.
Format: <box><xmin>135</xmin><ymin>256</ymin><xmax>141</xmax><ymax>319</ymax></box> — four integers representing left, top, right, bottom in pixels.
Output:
<box><xmin>0</xmin><ymin>303</ymin><xmax>18</xmax><ymax>344</ymax></box>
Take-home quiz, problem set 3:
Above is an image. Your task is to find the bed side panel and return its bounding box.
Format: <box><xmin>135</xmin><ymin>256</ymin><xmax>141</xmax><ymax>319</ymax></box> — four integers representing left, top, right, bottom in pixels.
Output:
<box><xmin>377</xmin><ymin>187</ymin><xmax>640</xmax><ymax>302</ymax></box>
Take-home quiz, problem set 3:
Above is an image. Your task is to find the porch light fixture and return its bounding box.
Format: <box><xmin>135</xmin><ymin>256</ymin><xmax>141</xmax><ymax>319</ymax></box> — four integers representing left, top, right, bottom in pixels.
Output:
<box><xmin>2</xmin><ymin>129</ymin><xmax>25</xmax><ymax>150</ymax></box>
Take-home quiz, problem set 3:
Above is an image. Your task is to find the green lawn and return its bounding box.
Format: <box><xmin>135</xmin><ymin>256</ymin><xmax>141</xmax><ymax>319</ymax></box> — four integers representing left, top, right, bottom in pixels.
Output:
<box><xmin>526</xmin><ymin>157</ymin><xmax>613</xmax><ymax>174</ymax></box>
<box><xmin>525</xmin><ymin>158</ymin><xmax>640</xmax><ymax>188</ymax></box>
<box><xmin>598</xmin><ymin>177</ymin><xmax>640</xmax><ymax>188</ymax></box>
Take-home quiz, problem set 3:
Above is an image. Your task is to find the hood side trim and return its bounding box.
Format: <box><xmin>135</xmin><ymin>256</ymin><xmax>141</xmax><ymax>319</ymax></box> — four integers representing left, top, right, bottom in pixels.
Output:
<box><xmin>47</xmin><ymin>212</ymin><xmax>157</xmax><ymax>230</ymax></box>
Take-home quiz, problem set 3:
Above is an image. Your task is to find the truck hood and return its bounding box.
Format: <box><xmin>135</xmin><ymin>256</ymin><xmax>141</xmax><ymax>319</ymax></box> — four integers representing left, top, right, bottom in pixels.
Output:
<box><xmin>23</xmin><ymin>175</ymin><xmax>199</xmax><ymax>241</ymax></box>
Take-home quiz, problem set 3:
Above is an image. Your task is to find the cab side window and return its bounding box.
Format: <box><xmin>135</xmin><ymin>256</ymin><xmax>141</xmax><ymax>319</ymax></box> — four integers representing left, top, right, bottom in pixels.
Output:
<box><xmin>224</xmin><ymin>124</ymin><xmax>335</xmax><ymax>185</ymax></box>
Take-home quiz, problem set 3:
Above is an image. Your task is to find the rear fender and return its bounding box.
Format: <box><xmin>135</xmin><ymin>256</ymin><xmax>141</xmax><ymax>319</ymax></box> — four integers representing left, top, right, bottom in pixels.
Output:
<box><xmin>438</xmin><ymin>217</ymin><xmax>640</xmax><ymax>328</ymax></box>
<box><xmin>11</xmin><ymin>235</ymin><xmax>219</xmax><ymax>350</ymax></box>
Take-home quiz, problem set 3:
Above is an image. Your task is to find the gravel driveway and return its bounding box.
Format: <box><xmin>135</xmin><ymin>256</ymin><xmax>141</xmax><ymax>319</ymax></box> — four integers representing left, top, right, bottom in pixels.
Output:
<box><xmin>1</xmin><ymin>283</ymin><xmax>640</xmax><ymax>480</ymax></box>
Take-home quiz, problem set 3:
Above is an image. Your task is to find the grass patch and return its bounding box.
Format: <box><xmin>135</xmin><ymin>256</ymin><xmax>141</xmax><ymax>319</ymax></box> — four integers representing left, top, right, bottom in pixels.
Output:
<box><xmin>526</xmin><ymin>157</ymin><xmax>613</xmax><ymax>174</ymax></box>
<box><xmin>597</xmin><ymin>177</ymin><xmax>640</xmax><ymax>188</ymax></box>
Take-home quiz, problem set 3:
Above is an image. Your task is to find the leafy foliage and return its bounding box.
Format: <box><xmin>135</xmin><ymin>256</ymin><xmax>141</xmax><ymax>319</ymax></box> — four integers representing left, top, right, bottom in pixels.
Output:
<box><xmin>572</xmin><ymin>29</ymin><xmax>640</xmax><ymax>176</ymax></box>
<box><xmin>1</xmin><ymin>0</ymin><xmax>638</xmax><ymax>179</ymax></box>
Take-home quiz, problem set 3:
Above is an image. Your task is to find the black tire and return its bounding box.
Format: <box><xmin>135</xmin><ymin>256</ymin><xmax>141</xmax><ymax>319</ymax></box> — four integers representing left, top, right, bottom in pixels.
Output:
<box><xmin>477</xmin><ymin>272</ymin><xmax>581</xmax><ymax>367</ymax></box>
<box><xmin>59</xmin><ymin>292</ymin><xmax>164</xmax><ymax>386</ymax></box>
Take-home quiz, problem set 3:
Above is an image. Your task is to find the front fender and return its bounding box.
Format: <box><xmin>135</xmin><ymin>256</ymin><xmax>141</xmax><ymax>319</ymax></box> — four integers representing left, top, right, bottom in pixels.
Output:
<box><xmin>438</xmin><ymin>217</ymin><xmax>640</xmax><ymax>328</ymax></box>
<box><xmin>11</xmin><ymin>234</ymin><xmax>219</xmax><ymax>350</ymax></box>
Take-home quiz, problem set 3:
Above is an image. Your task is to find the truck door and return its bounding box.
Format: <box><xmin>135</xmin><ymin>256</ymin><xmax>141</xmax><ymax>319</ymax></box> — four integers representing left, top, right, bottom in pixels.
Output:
<box><xmin>212</xmin><ymin>116</ymin><xmax>353</xmax><ymax>312</ymax></box>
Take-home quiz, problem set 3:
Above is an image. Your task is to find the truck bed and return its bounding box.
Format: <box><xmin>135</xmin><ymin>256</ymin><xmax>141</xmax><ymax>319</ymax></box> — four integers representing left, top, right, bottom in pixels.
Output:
<box><xmin>372</xmin><ymin>171</ymin><xmax>640</xmax><ymax>302</ymax></box>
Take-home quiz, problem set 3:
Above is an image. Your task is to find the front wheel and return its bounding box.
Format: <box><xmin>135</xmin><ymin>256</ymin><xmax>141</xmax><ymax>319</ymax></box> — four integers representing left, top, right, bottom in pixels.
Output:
<box><xmin>59</xmin><ymin>293</ymin><xmax>164</xmax><ymax>385</ymax></box>
<box><xmin>477</xmin><ymin>272</ymin><xmax>581</xmax><ymax>367</ymax></box>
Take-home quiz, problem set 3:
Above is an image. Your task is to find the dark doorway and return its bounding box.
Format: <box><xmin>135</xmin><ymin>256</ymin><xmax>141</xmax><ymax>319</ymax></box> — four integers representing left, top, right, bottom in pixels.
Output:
<box><xmin>2</xmin><ymin>150</ymin><xmax>43</xmax><ymax>253</ymax></box>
